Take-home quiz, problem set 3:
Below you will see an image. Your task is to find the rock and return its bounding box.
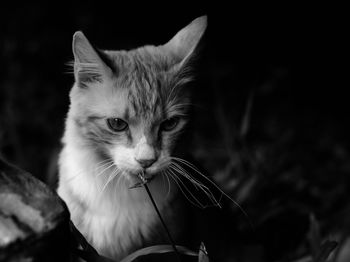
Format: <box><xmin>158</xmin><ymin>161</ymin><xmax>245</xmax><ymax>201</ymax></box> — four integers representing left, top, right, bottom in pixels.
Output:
<box><xmin>0</xmin><ymin>158</ymin><xmax>70</xmax><ymax>262</ymax></box>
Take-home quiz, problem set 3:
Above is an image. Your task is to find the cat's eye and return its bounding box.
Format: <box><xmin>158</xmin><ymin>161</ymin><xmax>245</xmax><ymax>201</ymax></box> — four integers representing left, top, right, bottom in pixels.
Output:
<box><xmin>161</xmin><ymin>117</ymin><xmax>180</xmax><ymax>131</ymax></box>
<box><xmin>107</xmin><ymin>118</ymin><xmax>128</xmax><ymax>132</ymax></box>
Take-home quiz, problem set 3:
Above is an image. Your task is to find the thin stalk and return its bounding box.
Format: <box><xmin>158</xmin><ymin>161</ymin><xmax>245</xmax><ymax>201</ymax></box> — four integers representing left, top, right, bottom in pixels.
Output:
<box><xmin>138</xmin><ymin>172</ymin><xmax>182</xmax><ymax>262</ymax></box>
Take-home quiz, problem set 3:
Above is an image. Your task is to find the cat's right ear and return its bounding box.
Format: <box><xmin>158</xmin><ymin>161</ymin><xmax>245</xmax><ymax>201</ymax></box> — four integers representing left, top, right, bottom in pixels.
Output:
<box><xmin>163</xmin><ymin>16</ymin><xmax>207</xmax><ymax>69</ymax></box>
<box><xmin>72</xmin><ymin>31</ymin><xmax>113</xmax><ymax>88</ymax></box>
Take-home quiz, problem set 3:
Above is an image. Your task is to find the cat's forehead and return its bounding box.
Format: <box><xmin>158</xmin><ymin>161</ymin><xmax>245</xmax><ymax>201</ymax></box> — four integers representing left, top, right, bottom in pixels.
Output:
<box><xmin>111</xmin><ymin>49</ymin><xmax>171</xmax><ymax>118</ymax></box>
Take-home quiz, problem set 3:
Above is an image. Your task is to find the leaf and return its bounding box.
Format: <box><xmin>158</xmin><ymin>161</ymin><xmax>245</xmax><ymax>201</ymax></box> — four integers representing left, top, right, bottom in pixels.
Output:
<box><xmin>314</xmin><ymin>240</ymin><xmax>337</xmax><ymax>262</ymax></box>
<box><xmin>198</xmin><ymin>242</ymin><xmax>210</xmax><ymax>262</ymax></box>
<box><xmin>120</xmin><ymin>245</ymin><xmax>198</xmax><ymax>262</ymax></box>
<box><xmin>308</xmin><ymin>213</ymin><xmax>321</xmax><ymax>259</ymax></box>
<box><xmin>73</xmin><ymin>249</ymin><xmax>114</xmax><ymax>262</ymax></box>
<box><xmin>306</xmin><ymin>215</ymin><xmax>338</xmax><ymax>262</ymax></box>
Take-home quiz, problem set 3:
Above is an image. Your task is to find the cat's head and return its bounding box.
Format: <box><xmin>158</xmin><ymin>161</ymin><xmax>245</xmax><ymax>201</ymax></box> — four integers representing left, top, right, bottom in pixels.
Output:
<box><xmin>68</xmin><ymin>16</ymin><xmax>207</xmax><ymax>182</ymax></box>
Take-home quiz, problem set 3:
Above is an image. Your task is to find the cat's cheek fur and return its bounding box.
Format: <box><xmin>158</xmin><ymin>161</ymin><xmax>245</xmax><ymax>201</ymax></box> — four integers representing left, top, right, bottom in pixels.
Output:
<box><xmin>109</xmin><ymin>145</ymin><xmax>140</xmax><ymax>176</ymax></box>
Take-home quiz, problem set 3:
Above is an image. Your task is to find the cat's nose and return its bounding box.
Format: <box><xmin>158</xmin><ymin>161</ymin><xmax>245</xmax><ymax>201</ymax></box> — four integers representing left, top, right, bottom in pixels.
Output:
<box><xmin>135</xmin><ymin>139</ymin><xmax>157</xmax><ymax>168</ymax></box>
<box><xmin>136</xmin><ymin>158</ymin><xmax>156</xmax><ymax>169</ymax></box>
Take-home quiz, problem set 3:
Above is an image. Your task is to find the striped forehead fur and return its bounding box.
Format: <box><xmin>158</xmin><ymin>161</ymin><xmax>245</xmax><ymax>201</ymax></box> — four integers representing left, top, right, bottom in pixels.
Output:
<box><xmin>105</xmin><ymin>46</ymin><xmax>193</xmax><ymax>117</ymax></box>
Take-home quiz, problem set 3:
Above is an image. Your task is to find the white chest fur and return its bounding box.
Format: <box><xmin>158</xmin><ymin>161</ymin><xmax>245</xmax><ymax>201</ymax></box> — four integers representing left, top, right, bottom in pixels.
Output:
<box><xmin>57</xmin><ymin>145</ymin><xmax>173</xmax><ymax>260</ymax></box>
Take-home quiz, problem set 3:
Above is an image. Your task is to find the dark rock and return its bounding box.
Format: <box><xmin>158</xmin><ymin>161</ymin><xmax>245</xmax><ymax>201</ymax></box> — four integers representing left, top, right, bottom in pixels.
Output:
<box><xmin>0</xmin><ymin>158</ymin><xmax>70</xmax><ymax>262</ymax></box>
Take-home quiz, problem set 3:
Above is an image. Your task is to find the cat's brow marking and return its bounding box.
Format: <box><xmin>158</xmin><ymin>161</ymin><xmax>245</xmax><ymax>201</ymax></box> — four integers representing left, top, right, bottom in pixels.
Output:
<box><xmin>87</xmin><ymin>115</ymin><xmax>105</xmax><ymax>121</ymax></box>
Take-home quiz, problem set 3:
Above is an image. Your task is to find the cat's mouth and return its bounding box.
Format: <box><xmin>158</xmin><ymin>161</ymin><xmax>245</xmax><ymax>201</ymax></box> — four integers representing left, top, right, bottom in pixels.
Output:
<box><xmin>116</xmin><ymin>160</ymin><xmax>170</xmax><ymax>186</ymax></box>
<box><xmin>122</xmin><ymin>167</ymin><xmax>158</xmax><ymax>185</ymax></box>
<box><xmin>129</xmin><ymin>172</ymin><xmax>155</xmax><ymax>189</ymax></box>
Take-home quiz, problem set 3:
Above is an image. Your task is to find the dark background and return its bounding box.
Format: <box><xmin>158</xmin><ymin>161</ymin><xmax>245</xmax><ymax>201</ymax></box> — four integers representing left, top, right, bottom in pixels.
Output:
<box><xmin>0</xmin><ymin>2</ymin><xmax>348</xmax><ymax>262</ymax></box>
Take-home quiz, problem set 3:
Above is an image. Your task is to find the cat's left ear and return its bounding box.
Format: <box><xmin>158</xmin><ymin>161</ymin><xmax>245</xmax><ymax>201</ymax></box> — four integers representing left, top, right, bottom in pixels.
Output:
<box><xmin>163</xmin><ymin>16</ymin><xmax>207</xmax><ymax>68</ymax></box>
<box><xmin>72</xmin><ymin>31</ymin><xmax>113</xmax><ymax>88</ymax></box>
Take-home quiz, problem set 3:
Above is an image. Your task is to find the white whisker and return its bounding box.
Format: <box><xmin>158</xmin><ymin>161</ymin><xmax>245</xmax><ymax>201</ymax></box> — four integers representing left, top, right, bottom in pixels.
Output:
<box><xmin>115</xmin><ymin>170</ymin><xmax>125</xmax><ymax>189</ymax></box>
<box><xmin>170</xmin><ymin>163</ymin><xmax>220</xmax><ymax>207</ymax></box>
<box><xmin>161</xmin><ymin>171</ymin><xmax>171</xmax><ymax>199</ymax></box>
<box><xmin>164</xmin><ymin>170</ymin><xmax>172</xmax><ymax>199</ymax></box>
<box><xmin>168</xmin><ymin>167</ymin><xmax>206</xmax><ymax>209</ymax></box>
<box><xmin>96</xmin><ymin>162</ymin><xmax>115</xmax><ymax>177</ymax></box>
<box><xmin>170</xmin><ymin>163</ymin><xmax>202</xmax><ymax>190</ymax></box>
<box><xmin>64</xmin><ymin>158</ymin><xmax>113</xmax><ymax>184</ymax></box>
<box><xmin>172</xmin><ymin>162</ymin><xmax>220</xmax><ymax>205</ymax></box>
<box><xmin>101</xmin><ymin>166</ymin><xmax>121</xmax><ymax>193</ymax></box>
<box><xmin>167</xmin><ymin>169</ymin><xmax>204</xmax><ymax>209</ymax></box>
<box><xmin>170</xmin><ymin>157</ymin><xmax>251</xmax><ymax>222</ymax></box>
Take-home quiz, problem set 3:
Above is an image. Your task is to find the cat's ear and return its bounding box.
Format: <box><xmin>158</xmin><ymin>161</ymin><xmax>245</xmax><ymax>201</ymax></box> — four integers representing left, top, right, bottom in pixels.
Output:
<box><xmin>163</xmin><ymin>16</ymin><xmax>207</xmax><ymax>68</ymax></box>
<box><xmin>72</xmin><ymin>31</ymin><xmax>113</xmax><ymax>88</ymax></box>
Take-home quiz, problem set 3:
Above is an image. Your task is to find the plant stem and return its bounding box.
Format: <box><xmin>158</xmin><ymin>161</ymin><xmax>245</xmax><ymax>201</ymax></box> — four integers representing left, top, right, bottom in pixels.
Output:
<box><xmin>139</xmin><ymin>173</ymin><xmax>182</xmax><ymax>262</ymax></box>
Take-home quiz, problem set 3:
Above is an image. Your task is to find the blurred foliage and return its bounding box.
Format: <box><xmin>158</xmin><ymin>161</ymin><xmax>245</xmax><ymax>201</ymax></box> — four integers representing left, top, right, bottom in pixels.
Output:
<box><xmin>0</xmin><ymin>3</ymin><xmax>349</xmax><ymax>262</ymax></box>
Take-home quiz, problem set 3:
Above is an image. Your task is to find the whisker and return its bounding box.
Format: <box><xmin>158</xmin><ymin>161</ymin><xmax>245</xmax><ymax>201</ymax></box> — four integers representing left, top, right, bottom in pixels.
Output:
<box><xmin>64</xmin><ymin>159</ymin><xmax>113</xmax><ymax>184</ymax></box>
<box><xmin>172</xmin><ymin>162</ymin><xmax>221</xmax><ymax>204</ymax></box>
<box><xmin>164</xmin><ymin>170</ymin><xmax>172</xmax><ymax>199</ymax></box>
<box><xmin>161</xmin><ymin>171</ymin><xmax>172</xmax><ymax>199</ymax></box>
<box><xmin>170</xmin><ymin>157</ymin><xmax>251</xmax><ymax>225</ymax></box>
<box><xmin>170</xmin><ymin>163</ymin><xmax>203</xmax><ymax>190</ymax></box>
<box><xmin>167</xmin><ymin>171</ymin><xmax>204</xmax><ymax>209</ymax></box>
<box><xmin>101</xmin><ymin>166</ymin><xmax>120</xmax><ymax>193</ymax></box>
<box><xmin>170</xmin><ymin>163</ymin><xmax>220</xmax><ymax>207</ymax></box>
<box><xmin>174</xmin><ymin>163</ymin><xmax>220</xmax><ymax>204</ymax></box>
<box><xmin>161</xmin><ymin>171</ymin><xmax>166</xmax><ymax>192</ymax></box>
<box><xmin>168</xmin><ymin>167</ymin><xmax>206</xmax><ymax>209</ymax></box>
<box><xmin>94</xmin><ymin>160</ymin><xmax>114</xmax><ymax>173</ymax></box>
<box><xmin>96</xmin><ymin>162</ymin><xmax>115</xmax><ymax>177</ymax></box>
<box><xmin>115</xmin><ymin>169</ymin><xmax>125</xmax><ymax>189</ymax></box>
<box><xmin>63</xmin><ymin>168</ymin><xmax>85</xmax><ymax>183</ymax></box>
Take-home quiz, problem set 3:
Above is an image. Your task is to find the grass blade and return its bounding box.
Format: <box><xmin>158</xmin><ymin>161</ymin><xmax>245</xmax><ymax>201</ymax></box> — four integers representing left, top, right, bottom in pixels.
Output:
<box><xmin>120</xmin><ymin>245</ymin><xmax>198</xmax><ymax>262</ymax></box>
<box><xmin>198</xmin><ymin>242</ymin><xmax>210</xmax><ymax>262</ymax></box>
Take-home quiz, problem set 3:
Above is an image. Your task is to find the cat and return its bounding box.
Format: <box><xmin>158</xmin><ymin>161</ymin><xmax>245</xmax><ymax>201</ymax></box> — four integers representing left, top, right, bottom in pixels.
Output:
<box><xmin>57</xmin><ymin>16</ymin><xmax>207</xmax><ymax>260</ymax></box>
